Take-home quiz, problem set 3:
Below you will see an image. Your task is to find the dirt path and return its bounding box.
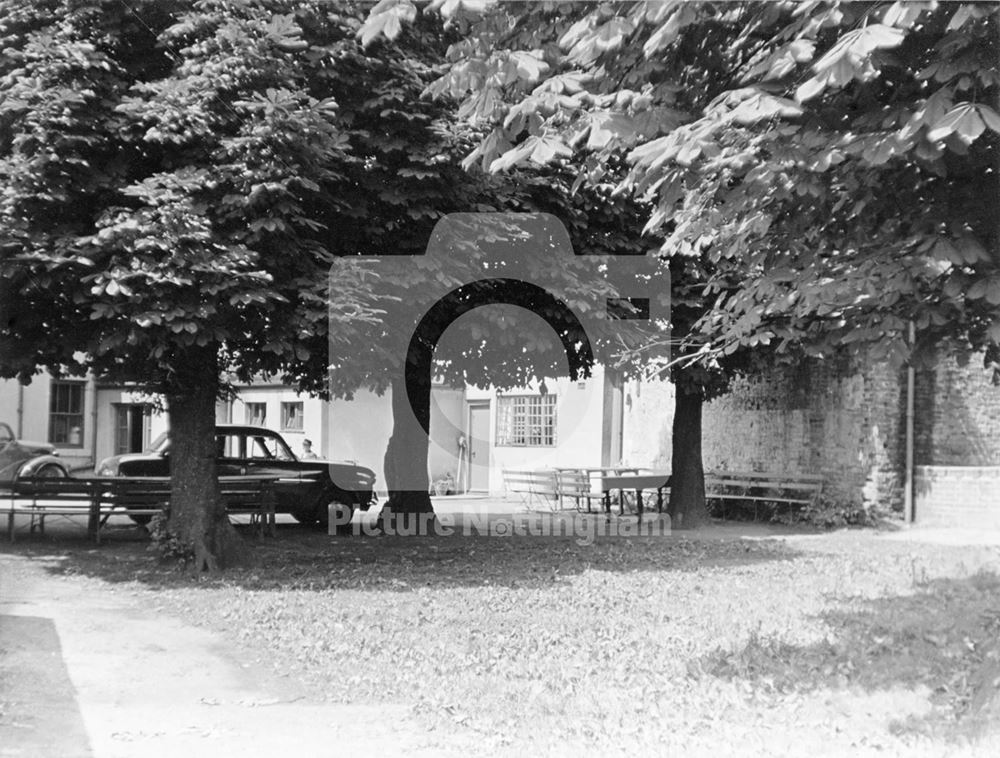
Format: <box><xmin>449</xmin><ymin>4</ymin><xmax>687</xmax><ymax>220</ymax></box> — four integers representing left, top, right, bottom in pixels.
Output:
<box><xmin>0</xmin><ymin>552</ymin><xmax>447</xmax><ymax>758</ymax></box>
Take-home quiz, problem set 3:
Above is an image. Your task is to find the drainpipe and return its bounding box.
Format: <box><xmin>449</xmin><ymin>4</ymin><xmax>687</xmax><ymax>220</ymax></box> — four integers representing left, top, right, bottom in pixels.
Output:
<box><xmin>16</xmin><ymin>383</ymin><xmax>24</xmax><ymax>438</ymax></box>
<box><xmin>89</xmin><ymin>378</ymin><xmax>99</xmax><ymax>470</ymax></box>
<box><xmin>903</xmin><ymin>321</ymin><xmax>915</xmax><ymax>524</ymax></box>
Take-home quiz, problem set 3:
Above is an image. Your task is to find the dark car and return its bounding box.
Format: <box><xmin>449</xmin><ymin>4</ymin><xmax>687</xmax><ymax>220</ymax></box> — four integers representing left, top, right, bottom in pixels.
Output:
<box><xmin>96</xmin><ymin>424</ymin><xmax>376</xmax><ymax>529</ymax></box>
<box><xmin>0</xmin><ymin>421</ymin><xmax>69</xmax><ymax>483</ymax></box>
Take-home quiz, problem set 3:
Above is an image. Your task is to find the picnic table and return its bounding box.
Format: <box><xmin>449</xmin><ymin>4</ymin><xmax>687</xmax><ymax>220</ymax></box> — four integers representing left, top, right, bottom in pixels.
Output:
<box><xmin>599</xmin><ymin>471</ymin><xmax>672</xmax><ymax>523</ymax></box>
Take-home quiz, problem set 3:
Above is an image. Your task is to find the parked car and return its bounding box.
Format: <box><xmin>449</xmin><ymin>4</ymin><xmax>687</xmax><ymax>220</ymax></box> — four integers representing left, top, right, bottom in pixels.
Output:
<box><xmin>95</xmin><ymin>424</ymin><xmax>376</xmax><ymax>529</ymax></box>
<box><xmin>0</xmin><ymin>421</ymin><xmax>69</xmax><ymax>483</ymax></box>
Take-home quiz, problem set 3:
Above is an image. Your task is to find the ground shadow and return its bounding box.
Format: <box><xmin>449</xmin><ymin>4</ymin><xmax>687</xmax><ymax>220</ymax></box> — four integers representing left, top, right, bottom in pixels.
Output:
<box><xmin>694</xmin><ymin>571</ymin><xmax>1000</xmax><ymax>743</ymax></box>
<box><xmin>0</xmin><ymin>615</ymin><xmax>93</xmax><ymax>757</ymax></box>
<box><xmin>5</xmin><ymin>513</ymin><xmax>805</xmax><ymax>592</ymax></box>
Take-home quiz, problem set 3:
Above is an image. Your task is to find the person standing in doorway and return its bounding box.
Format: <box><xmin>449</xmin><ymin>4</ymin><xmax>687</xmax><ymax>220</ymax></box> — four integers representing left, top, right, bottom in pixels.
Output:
<box><xmin>301</xmin><ymin>439</ymin><xmax>319</xmax><ymax>460</ymax></box>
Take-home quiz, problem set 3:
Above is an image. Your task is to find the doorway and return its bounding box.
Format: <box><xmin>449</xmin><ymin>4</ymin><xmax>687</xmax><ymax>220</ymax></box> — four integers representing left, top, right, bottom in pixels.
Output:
<box><xmin>467</xmin><ymin>402</ymin><xmax>491</xmax><ymax>492</ymax></box>
<box><xmin>114</xmin><ymin>404</ymin><xmax>151</xmax><ymax>454</ymax></box>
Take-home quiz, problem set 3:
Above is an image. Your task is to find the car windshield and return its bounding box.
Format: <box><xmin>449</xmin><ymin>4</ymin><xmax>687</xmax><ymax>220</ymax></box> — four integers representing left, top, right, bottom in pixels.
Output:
<box><xmin>147</xmin><ymin>432</ymin><xmax>169</xmax><ymax>454</ymax></box>
<box><xmin>144</xmin><ymin>429</ymin><xmax>297</xmax><ymax>461</ymax></box>
<box><xmin>248</xmin><ymin>434</ymin><xmax>296</xmax><ymax>461</ymax></box>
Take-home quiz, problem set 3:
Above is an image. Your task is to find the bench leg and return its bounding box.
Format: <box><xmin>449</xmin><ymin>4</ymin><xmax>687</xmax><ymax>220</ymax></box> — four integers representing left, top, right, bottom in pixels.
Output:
<box><xmin>7</xmin><ymin>510</ymin><xmax>14</xmax><ymax>543</ymax></box>
<box><xmin>656</xmin><ymin>488</ymin><xmax>663</xmax><ymax>514</ymax></box>
<box><xmin>636</xmin><ymin>489</ymin><xmax>643</xmax><ymax>525</ymax></box>
<box><xmin>603</xmin><ymin>490</ymin><xmax>611</xmax><ymax>522</ymax></box>
<box><xmin>88</xmin><ymin>498</ymin><xmax>101</xmax><ymax>545</ymax></box>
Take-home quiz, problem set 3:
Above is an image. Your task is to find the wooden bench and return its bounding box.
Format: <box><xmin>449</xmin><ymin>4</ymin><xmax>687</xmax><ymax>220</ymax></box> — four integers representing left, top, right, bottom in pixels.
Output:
<box><xmin>502</xmin><ymin>469</ymin><xmax>558</xmax><ymax>510</ymax></box>
<box><xmin>2</xmin><ymin>475</ymin><xmax>277</xmax><ymax>544</ymax></box>
<box><xmin>704</xmin><ymin>470</ymin><xmax>823</xmax><ymax>519</ymax></box>
<box><xmin>554</xmin><ymin>469</ymin><xmax>604</xmax><ymax>512</ymax></box>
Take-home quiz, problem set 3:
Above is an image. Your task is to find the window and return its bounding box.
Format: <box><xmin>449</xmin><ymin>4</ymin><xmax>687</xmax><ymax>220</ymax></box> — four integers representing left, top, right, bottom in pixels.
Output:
<box><xmin>281</xmin><ymin>401</ymin><xmax>303</xmax><ymax>431</ymax></box>
<box><xmin>49</xmin><ymin>381</ymin><xmax>85</xmax><ymax>447</ymax></box>
<box><xmin>245</xmin><ymin>402</ymin><xmax>267</xmax><ymax>427</ymax></box>
<box><xmin>495</xmin><ymin>395</ymin><xmax>556</xmax><ymax>447</ymax></box>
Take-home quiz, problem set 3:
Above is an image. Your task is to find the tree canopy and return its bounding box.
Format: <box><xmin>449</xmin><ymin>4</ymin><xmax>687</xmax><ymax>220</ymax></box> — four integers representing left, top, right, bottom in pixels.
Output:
<box><xmin>362</xmin><ymin>0</ymin><xmax>1000</xmax><ymax>371</ymax></box>
<box><xmin>0</xmin><ymin>0</ymin><xmax>494</xmax><ymax>564</ymax></box>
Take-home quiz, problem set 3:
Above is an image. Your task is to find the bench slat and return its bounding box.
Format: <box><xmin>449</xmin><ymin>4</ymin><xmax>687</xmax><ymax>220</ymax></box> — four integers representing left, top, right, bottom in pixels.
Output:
<box><xmin>702</xmin><ymin>469</ymin><xmax>823</xmax><ymax>518</ymax></box>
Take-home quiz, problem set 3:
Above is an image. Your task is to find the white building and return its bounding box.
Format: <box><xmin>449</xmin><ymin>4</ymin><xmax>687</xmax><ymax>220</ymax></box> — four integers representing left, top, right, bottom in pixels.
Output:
<box><xmin>0</xmin><ymin>367</ymin><xmax>628</xmax><ymax>495</ymax></box>
<box><xmin>0</xmin><ymin>373</ymin><xmax>168</xmax><ymax>472</ymax></box>
<box><xmin>324</xmin><ymin>365</ymin><xmax>624</xmax><ymax>496</ymax></box>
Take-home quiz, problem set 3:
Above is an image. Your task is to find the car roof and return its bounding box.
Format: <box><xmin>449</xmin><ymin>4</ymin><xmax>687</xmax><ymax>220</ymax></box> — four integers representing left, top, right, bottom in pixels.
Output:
<box><xmin>216</xmin><ymin>425</ymin><xmax>284</xmax><ymax>435</ymax></box>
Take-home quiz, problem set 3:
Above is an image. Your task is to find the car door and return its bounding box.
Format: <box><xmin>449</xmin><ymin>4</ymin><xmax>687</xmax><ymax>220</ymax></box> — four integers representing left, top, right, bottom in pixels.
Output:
<box><xmin>214</xmin><ymin>432</ymin><xmax>246</xmax><ymax>478</ymax></box>
<box><xmin>243</xmin><ymin>432</ymin><xmax>304</xmax><ymax>512</ymax></box>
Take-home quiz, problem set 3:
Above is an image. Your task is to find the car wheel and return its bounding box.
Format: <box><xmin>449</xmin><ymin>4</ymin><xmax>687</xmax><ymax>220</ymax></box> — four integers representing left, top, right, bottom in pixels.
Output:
<box><xmin>33</xmin><ymin>463</ymin><xmax>67</xmax><ymax>478</ymax></box>
<box><xmin>317</xmin><ymin>496</ymin><xmax>354</xmax><ymax>535</ymax></box>
<box><xmin>128</xmin><ymin>512</ymin><xmax>153</xmax><ymax>526</ymax></box>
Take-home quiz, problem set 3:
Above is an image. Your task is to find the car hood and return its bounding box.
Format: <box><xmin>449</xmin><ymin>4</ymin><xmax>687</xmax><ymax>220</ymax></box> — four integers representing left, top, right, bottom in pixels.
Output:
<box><xmin>14</xmin><ymin>439</ymin><xmax>56</xmax><ymax>455</ymax></box>
<box><xmin>97</xmin><ymin>452</ymin><xmax>155</xmax><ymax>472</ymax></box>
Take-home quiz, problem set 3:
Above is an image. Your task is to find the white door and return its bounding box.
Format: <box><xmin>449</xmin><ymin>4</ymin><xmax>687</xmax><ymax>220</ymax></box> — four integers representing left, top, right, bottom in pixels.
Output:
<box><xmin>468</xmin><ymin>404</ymin><xmax>491</xmax><ymax>492</ymax></box>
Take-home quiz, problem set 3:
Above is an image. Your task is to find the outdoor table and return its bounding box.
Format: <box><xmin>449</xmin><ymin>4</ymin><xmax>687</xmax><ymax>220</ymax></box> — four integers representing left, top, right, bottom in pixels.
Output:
<box><xmin>600</xmin><ymin>471</ymin><xmax>671</xmax><ymax>523</ymax></box>
<box><xmin>553</xmin><ymin>466</ymin><xmax>645</xmax><ymax>490</ymax></box>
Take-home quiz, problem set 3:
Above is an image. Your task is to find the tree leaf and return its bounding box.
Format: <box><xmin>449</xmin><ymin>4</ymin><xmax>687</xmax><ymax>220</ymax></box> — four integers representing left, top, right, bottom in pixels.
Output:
<box><xmin>927</xmin><ymin>104</ymin><xmax>986</xmax><ymax>143</ymax></box>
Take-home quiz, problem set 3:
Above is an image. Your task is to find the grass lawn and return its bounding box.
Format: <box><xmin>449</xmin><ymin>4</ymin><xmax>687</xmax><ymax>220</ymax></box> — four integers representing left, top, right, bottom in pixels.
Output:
<box><xmin>18</xmin><ymin>522</ymin><xmax>1000</xmax><ymax>757</ymax></box>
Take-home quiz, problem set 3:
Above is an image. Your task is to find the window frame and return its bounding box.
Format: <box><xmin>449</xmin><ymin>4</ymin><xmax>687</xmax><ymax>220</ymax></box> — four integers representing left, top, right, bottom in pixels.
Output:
<box><xmin>280</xmin><ymin>401</ymin><xmax>304</xmax><ymax>432</ymax></box>
<box><xmin>245</xmin><ymin>402</ymin><xmax>267</xmax><ymax>427</ymax></box>
<box><xmin>49</xmin><ymin>380</ymin><xmax>86</xmax><ymax>448</ymax></box>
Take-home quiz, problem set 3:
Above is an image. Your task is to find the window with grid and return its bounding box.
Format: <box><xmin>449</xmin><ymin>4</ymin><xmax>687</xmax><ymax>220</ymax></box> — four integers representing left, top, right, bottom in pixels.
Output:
<box><xmin>281</xmin><ymin>401</ymin><xmax>303</xmax><ymax>431</ymax></box>
<box><xmin>495</xmin><ymin>395</ymin><xmax>556</xmax><ymax>447</ymax></box>
<box><xmin>49</xmin><ymin>381</ymin><xmax>85</xmax><ymax>447</ymax></box>
<box><xmin>245</xmin><ymin>402</ymin><xmax>267</xmax><ymax>427</ymax></box>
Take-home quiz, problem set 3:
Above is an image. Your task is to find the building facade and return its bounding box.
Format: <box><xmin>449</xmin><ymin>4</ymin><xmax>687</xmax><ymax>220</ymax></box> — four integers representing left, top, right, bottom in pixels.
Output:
<box><xmin>0</xmin><ymin>373</ymin><xmax>168</xmax><ymax>472</ymax></box>
<box><xmin>0</xmin><ymin>366</ymin><xmax>625</xmax><ymax>496</ymax></box>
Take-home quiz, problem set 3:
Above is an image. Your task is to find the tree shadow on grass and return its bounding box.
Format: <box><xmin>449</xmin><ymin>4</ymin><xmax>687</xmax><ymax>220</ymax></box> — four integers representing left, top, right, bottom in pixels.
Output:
<box><xmin>6</xmin><ymin>514</ymin><xmax>804</xmax><ymax>591</ymax></box>
<box><xmin>694</xmin><ymin>571</ymin><xmax>1000</xmax><ymax>745</ymax></box>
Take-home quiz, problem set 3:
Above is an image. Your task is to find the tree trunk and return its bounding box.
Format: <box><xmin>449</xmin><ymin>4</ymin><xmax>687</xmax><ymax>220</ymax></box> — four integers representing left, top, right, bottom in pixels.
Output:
<box><xmin>165</xmin><ymin>345</ymin><xmax>246</xmax><ymax>571</ymax></box>
<box><xmin>668</xmin><ymin>382</ymin><xmax>708</xmax><ymax>529</ymax></box>
<box><xmin>379</xmin><ymin>369</ymin><xmax>435</xmax><ymax>534</ymax></box>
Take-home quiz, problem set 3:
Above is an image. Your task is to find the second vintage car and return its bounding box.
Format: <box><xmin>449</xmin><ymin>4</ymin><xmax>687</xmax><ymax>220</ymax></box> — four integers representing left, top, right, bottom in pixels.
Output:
<box><xmin>96</xmin><ymin>424</ymin><xmax>376</xmax><ymax>529</ymax></box>
<box><xmin>0</xmin><ymin>421</ymin><xmax>69</xmax><ymax>483</ymax></box>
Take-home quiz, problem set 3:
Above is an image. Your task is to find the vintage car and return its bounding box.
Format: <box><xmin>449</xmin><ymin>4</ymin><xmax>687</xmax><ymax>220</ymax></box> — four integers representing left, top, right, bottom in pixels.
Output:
<box><xmin>0</xmin><ymin>421</ymin><xmax>69</xmax><ymax>483</ymax></box>
<box><xmin>95</xmin><ymin>424</ymin><xmax>376</xmax><ymax>528</ymax></box>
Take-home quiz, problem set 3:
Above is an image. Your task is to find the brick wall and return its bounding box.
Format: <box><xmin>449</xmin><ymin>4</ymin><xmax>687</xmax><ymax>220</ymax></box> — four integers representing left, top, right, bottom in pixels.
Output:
<box><xmin>696</xmin><ymin>358</ymin><xmax>905</xmax><ymax>511</ymax></box>
<box><xmin>914</xmin><ymin>349</ymin><xmax>1000</xmax><ymax>466</ymax></box>
<box><xmin>915</xmin><ymin>466</ymin><xmax>1000</xmax><ymax>528</ymax></box>
<box><xmin>623</xmin><ymin>347</ymin><xmax>1000</xmax><ymax>516</ymax></box>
